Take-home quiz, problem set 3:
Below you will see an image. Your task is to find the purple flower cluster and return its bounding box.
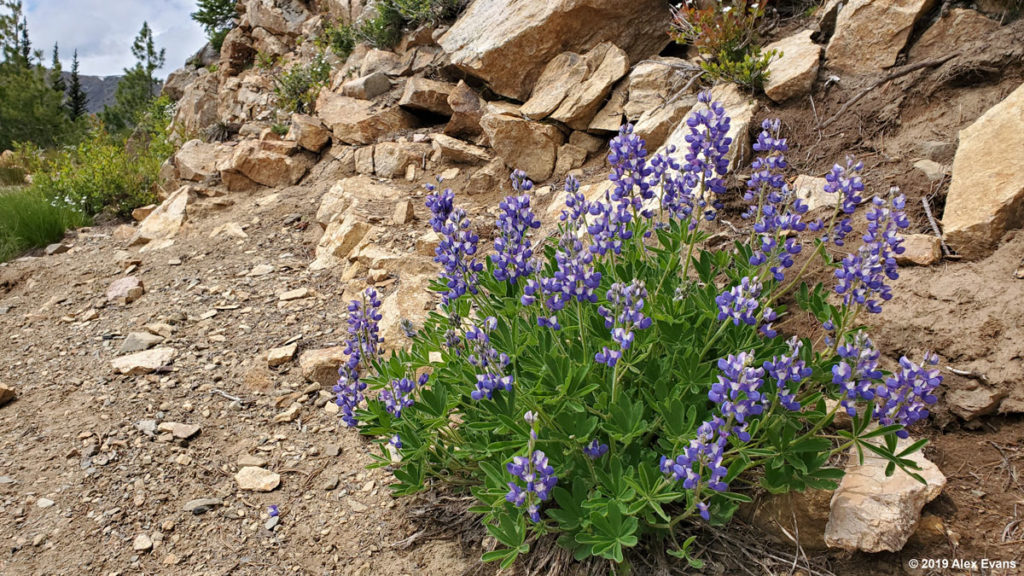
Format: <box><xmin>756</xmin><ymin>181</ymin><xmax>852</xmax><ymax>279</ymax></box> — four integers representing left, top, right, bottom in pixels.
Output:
<box><xmin>681</xmin><ymin>91</ymin><xmax>732</xmax><ymax>222</ymax></box>
<box><xmin>583</xmin><ymin>439</ymin><xmax>609</xmax><ymax>459</ymax></box>
<box><xmin>832</xmin><ymin>331</ymin><xmax>883</xmax><ymax>417</ymax></box>
<box><xmin>608</xmin><ymin>124</ymin><xmax>655</xmax><ymax>220</ymax></box>
<box><xmin>426</xmin><ymin>186</ymin><xmax>482</xmax><ymax>306</ymax></box>
<box><xmin>379</xmin><ymin>373</ymin><xmax>427</xmax><ymax>418</ymax></box>
<box><xmin>834</xmin><ymin>192</ymin><xmax>909</xmax><ymax>314</ymax></box>
<box><xmin>873</xmin><ymin>353</ymin><xmax>941</xmax><ymax>437</ymax></box>
<box><xmin>716</xmin><ymin>276</ymin><xmax>762</xmax><ymax>327</ymax></box>
<box><xmin>821</xmin><ymin>158</ymin><xmax>865</xmax><ymax>246</ymax></box>
<box><xmin>595</xmin><ymin>279</ymin><xmax>652</xmax><ymax>366</ymax></box>
<box><xmin>587</xmin><ymin>191</ymin><xmax>634</xmax><ymax>257</ymax></box>
<box><xmin>506</xmin><ymin>450</ymin><xmax>558</xmax><ymax>522</ymax></box>
<box><xmin>465</xmin><ymin>317</ymin><xmax>513</xmax><ymax>400</ymax></box>
<box><xmin>744</xmin><ymin>120</ymin><xmax>809</xmax><ymax>282</ymax></box>
<box><xmin>710</xmin><ymin>351</ymin><xmax>765</xmax><ymax>436</ymax></box>
<box><xmin>334</xmin><ymin>288</ymin><xmax>382</xmax><ymax>427</ymax></box>
<box><xmin>491</xmin><ymin>171</ymin><xmax>541</xmax><ymax>284</ymax></box>
<box><xmin>659</xmin><ymin>417</ymin><xmax>729</xmax><ymax>520</ymax></box>
<box><xmin>523</xmin><ymin>177</ymin><xmax>602</xmax><ymax>329</ymax></box>
<box><xmin>764</xmin><ymin>338</ymin><xmax>812</xmax><ymax>411</ymax></box>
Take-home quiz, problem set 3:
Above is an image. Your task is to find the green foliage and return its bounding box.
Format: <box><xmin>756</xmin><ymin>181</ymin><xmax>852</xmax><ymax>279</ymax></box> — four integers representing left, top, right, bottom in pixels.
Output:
<box><xmin>66</xmin><ymin>50</ymin><xmax>88</xmax><ymax>120</ymax></box>
<box><xmin>320</xmin><ymin>0</ymin><xmax>466</xmax><ymax>55</ymax></box>
<box><xmin>101</xmin><ymin>22</ymin><xmax>166</xmax><ymax>133</ymax></box>
<box><xmin>30</xmin><ymin>97</ymin><xmax>175</xmax><ymax>218</ymax></box>
<box><xmin>700</xmin><ymin>48</ymin><xmax>777</xmax><ymax>91</ymax></box>
<box><xmin>271</xmin><ymin>123</ymin><xmax>289</xmax><ymax>136</ymax></box>
<box><xmin>391</xmin><ymin>0</ymin><xmax>464</xmax><ymax>25</ymax></box>
<box><xmin>0</xmin><ymin>186</ymin><xmax>88</xmax><ymax>262</ymax></box>
<box><xmin>320</xmin><ymin>21</ymin><xmax>356</xmax><ymax>59</ymax></box>
<box><xmin>255</xmin><ymin>51</ymin><xmax>280</xmax><ymax>70</ymax></box>
<box><xmin>191</xmin><ymin>0</ymin><xmax>238</xmax><ymax>52</ymax></box>
<box><xmin>355</xmin><ymin>3</ymin><xmax>404</xmax><ymax>49</ymax></box>
<box><xmin>274</xmin><ymin>53</ymin><xmax>330</xmax><ymax>113</ymax></box>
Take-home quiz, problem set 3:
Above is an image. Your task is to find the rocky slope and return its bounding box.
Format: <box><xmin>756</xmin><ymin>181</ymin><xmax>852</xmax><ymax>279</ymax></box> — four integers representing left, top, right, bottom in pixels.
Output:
<box><xmin>2</xmin><ymin>0</ymin><xmax>1024</xmax><ymax>574</ymax></box>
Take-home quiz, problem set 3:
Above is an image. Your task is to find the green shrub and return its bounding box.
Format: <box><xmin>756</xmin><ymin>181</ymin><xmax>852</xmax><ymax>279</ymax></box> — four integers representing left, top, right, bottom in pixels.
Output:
<box><xmin>274</xmin><ymin>53</ymin><xmax>331</xmax><ymax>113</ymax></box>
<box><xmin>191</xmin><ymin>0</ymin><xmax>238</xmax><ymax>52</ymax></box>
<box><xmin>700</xmin><ymin>48</ymin><xmax>777</xmax><ymax>91</ymax></box>
<box><xmin>29</xmin><ymin>97</ymin><xmax>176</xmax><ymax>218</ymax></box>
<box><xmin>355</xmin><ymin>3</ymin><xmax>405</xmax><ymax>49</ymax></box>
<box><xmin>255</xmin><ymin>51</ymin><xmax>280</xmax><ymax>70</ymax></box>
<box><xmin>392</xmin><ymin>0</ymin><xmax>464</xmax><ymax>25</ymax></box>
<box><xmin>0</xmin><ymin>164</ymin><xmax>25</xmax><ymax>186</ymax></box>
<box><xmin>320</xmin><ymin>21</ymin><xmax>356</xmax><ymax>59</ymax></box>
<box><xmin>671</xmin><ymin>1</ymin><xmax>775</xmax><ymax>91</ymax></box>
<box><xmin>0</xmin><ymin>186</ymin><xmax>88</xmax><ymax>262</ymax></box>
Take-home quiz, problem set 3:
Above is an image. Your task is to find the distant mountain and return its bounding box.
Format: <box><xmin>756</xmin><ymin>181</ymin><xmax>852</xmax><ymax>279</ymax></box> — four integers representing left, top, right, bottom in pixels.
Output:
<box><xmin>61</xmin><ymin>72</ymin><xmax>121</xmax><ymax>114</ymax></box>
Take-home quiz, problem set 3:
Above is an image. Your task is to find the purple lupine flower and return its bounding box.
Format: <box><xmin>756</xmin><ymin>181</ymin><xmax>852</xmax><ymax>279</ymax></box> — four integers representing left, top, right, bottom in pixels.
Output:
<box><xmin>716</xmin><ymin>276</ymin><xmax>762</xmax><ymax>327</ymax></box>
<box><xmin>334</xmin><ymin>288</ymin><xmax>382</xmax><ymax>427</ymax></box>
<box><xmin>681</xmin><ymin>91</ymin><xmax>732</xmax><ymax>223</ymax></box>
<box><xmin>587</xmin><ymin>191</ymin><xmax>633</xmax><ymax>257</ymax></box>
<box><xmin>744</xmin><ymin>119</ymin><xmax>810</xmax><ymax>283</ymax></box>
<box><xmin>595</xmin><ymin>279</ymin><xmax>653</xmax><ymax>366</ymax></box>
<box><xmin>821</xmin><ymin>157</ymin><xmax>865</xmax><ymax>246</ymax></box>
<box><xmin>379</xmin><ymin>376</ymin><xmax>417</xmax><ymax>418</ymax></box>
<box><xmin>389</xmin><ymin>434</ymin><xmax>403</xmax><ymax>449</ymax></box>
<box><xmin>491</xmin><ymin>175</ymin><xmax>541</xmax><ymax>284</ymax></box>
<box><xmin>465</xmin><ymin>317</ymin><xmax>513</xmax><ymax>400</ymax></box>
<box><xmin>710</xmin><ymin>351</ymin><xmax>765</xmax><ymax>434</ymax></box>
<box><xmin>832</xmin><ymin>331</ymin><xmax>883</xmax><ymax>417</ymax></box>
<box><xmin>428</xmin><ymin>187</ymin><xmax>482</xmax><ymax>306</ymax></box>
<box><xmin>834</xmin><ymin>192</ymin><xmax>909</xmax><ymax>314</ymax></box>
<box><xmin>608</xmin><ymin>124</ymin><xmax>655</xmax><ymax>220</ymax></box>
<box><xmin>583</xmin><ymin>439</ymin><xmax>609</xmax><ymax>459</ymax></box>
<box><xmin>764</xmin><ymin>337</ymin><xmax>812</xmax><ymax>411</ymax></box>
<box><xmin>268</xmin><ymin>505</ymin><xmax>279</xmax><ymax>517</ymax></box>
<box><xmin>660</xmin><ymin>416</ymin><xmax>730</xmax><ymax>520</ymax></box>
<box><xmin>873</xmin><ymin>352</ymin><xmax>941</xmax><ymax>437</ymax></box>
<box><xmin>506</xmin><ymin>450</ymin><xmax>558</xmax><ymax>522</ymax></box>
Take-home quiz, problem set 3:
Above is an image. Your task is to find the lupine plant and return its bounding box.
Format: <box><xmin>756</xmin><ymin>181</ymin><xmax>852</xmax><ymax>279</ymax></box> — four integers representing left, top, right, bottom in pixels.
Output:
<box><xmin>333</xmin><ymin>91</ymin><xmax>942</xmax><ymax>571</ymax></box>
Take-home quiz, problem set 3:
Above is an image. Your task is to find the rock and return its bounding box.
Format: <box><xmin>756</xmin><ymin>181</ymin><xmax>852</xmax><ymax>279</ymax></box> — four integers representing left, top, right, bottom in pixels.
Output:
<box><xmin>468</xmin><ymin>159</ymin><xmax>505</xmax><ymax>193</ymax></box>
<box><xmin>44</xmin><ymin>242</ymin><xmax>70</xmax><ymax>256</ymax></box>
<box><xmin>311</xmin><ymin>215</ymin><xmax>375</xmax><ymax>270</ymax></box>
<box><xmin>288</xmin><ymin>114</ymin><xmax>331</xmax><ymax>152</ymax></box>
<box><xmin>750</xmin><ymin>489</ymin><xmax>833</xmax><ymax>550</ymax></box>
<box><xmin>431</xmin><ymin>134</ymin><xmax>492</xmax><ymax>164</ymax></box>
<box><xmin>554</xmin><ymin>144</ymin><xmax>588</xmax><ymax>176</ymax></box>
<box><xmin>279</xmin><ymin>287</ymin><xmax>311</xmax><ymax>301</ymax></box>
<box><xmin>373</xmin><ymin>142</ymin><xmax>431</xmax><ymax>179</ymax></box>
<box><xmin>246</xmin><ymin>0</ymin><xmax>309</xmax><ymax>36</ymax></box>
<box><xmin>158</xmin><ymin>422</ymin><xmax>201</xmax><ymax>439</ymax></box>
<box><xmin>946</xmin><ymin>385</ymin><xmax>1008</xmax><ymax>421</ymax></box>
<box><xmin>379</xmin><ymin>273</ymin><xmax>435</xmax><ymax>347</ymax></box>
<box><xmin>908</xmin><ymin>8</ymin><xmax>1001</xmax><ymax>61</ymax></box>
<box><xmin>393</xmin><ymin>200</ymin><xmax>415</xmax><ymax>225</ymax></box>
<box><xmin>792</xmin><ymin>175</ymin><xmax>838</xmax><ymax>212</ymax></box>
<box><xmin>273</xmin><ymin>402</ymin><xmax>302</xmax><ymax>423</ymax></box>
<box><xmin>633</xmin><ymin>94</ymin><xmax>696</xmax><ymax>151</ymax></box>
<box><xmin>299</xmin><ymin>347</ymin><xmax>347</xmax><ymax>387</ymax></box>
<box><xmin>210</xmin><ymin>222</ymin><xmax>249</xmax><ymax>239</ymax></box>
<box><xmin>913</xmin><ymin>159</ymin><xmax>947</xmax><ymax>182</ymax></box>
<box><xmin>111</xmin><ymin>347</ymin><xmax>177</xmax><ymax>375</ymax></box>
<box><xmin>399</xmin><ymin>77</ymin><xmax>454</xmax><ymax>116</ymax></box>
<box><xmin>119</xmin><ymin>332</ymin><xmax>165</xmax><ymax>354</ymax></box>
<box><xmin>131</xmin><ymin>205</ymin><xmax>157</xmax><ymax>223</ymax></box>
<box><xmin>896</xmin><ymin>234</ymin><xmax>942</xmax><ymax>266</ymax></box>
<box><xmin>183</xmin><ymin>498</ymin><xmax>222</xmax><ymax>514</ymax></box>
<box><xmin>943</xmin><ymin>82</ymin><xmax>1024</xmax><ymax>259</ymax></box>
<box><xmin>623</xmin><ymin>57</ymin><xmax>690</xmax><ymax>121</ymax></box>
<box><xmin>569</xmin><ymin>131</ymin><xmax>604</xmax><ymax>154</ymax></box>
<box><xmin>764</xmin><ymin>30</ymin><xmax>821</xmax><ymax>103</ymax></box>
<box><xmin>131</xmin><ymin>186</ymin><xmax>191</xmax><ymax>246</ymax></box>
<box><xmin>316</xmin><ymin>91</ymin><xmax>419</xmax><ymax>145</ymax></box>
<box><xmin>36</xmin><ymin>498</ymin><xmax>55</xmax><ymax>509</ymax></box>
<box><xmin>340</xmin><ymin>72</ymin><xmax>391</xmax><ymax>100</ymax></box>
<box><xmin>660</xmin><ymin>84</ymin><xmax>756</xmax><ymax>171</ymax></box>
<box><xmin>439</xmin><ymin>0</ymin><xmax>670</xmax><ymax>101</ymax></box>
<box><xmin>219</xmin><ymin>140</ymin><xmax>315</xmax><ymax>188</ymax></box>
<box><xmin>248</xmin><ymin>263</ymin><xmax>275</xmax><ymax>277</ymax></box>
<box><xmin>133</xmin><ymin>534</ymin><xmax>153</xmax><ymax>552</ymax></box>
<box><xmin>825</xmin><ymin>437</ymin><xmax>946</xmax><ymax>553</ymax></box>
<box><xmin>527</xmin><ymin>43</ymin><xmax>630</xmax><ymax>130</ymax></box>
<box><xmin>175</xmin><ymin>140</ymin><xmax>222</xmax><ymax>181</ymax></box>
<box><xmin>0</xmin><ymin>382</ymin><xmax>14</xmax><ymax>406</ymax></box>
<box><xmin>219</xmin><ymin>28</ymin><xmax>256</xmax><ymax>75</ymax></box>
<box><xmin>480</xmin><ymin>113</ymin><xmax>564</xmax><ymax>182</ymax></box>
<box><xmin>235</xmin><ymin>466</ymin><xmax>281</xmax><ymax>492</ymax></box>
<box><xmin>238</xmin><ymin>454</ymin><xmax>267</xmax><ymax>467</ymax></box>
<box><xmin>588</xmin><ymin>85</ymin><xmax>627</xmax><ymax>133</ymax></box>
<box><xmin>825</xmin><ymin>0</ymin><xmax>937</xmax><ymax>75</ymax></box>
<box><xmin>172</xmin><ymin>72</ymin><xmax>219</xmax><ymax>135</ymax></box>
<box><xmin>415</xmin><ymin>230</ymin><xmax>441</xmax><ymax>257</ymax></box>
<box><xmin>444</xmin><ymin>81</ymin><xmax>486</xmax><ymax>139</ymax></box>
<box><xmin>107</xmin><ymin>276</ymin><xmax>145</xmax><ymax>305</ymax></box>
<box><xmin>316</xmin><ymin>175</ymin><xmax>403</xmax><ymax>227</ymax></box>
<box><xmin>354</xmin><ymin>146</ymin><xmax>375</xmax><ymax>175</ymax></box>
<box><xmin>267</xmin><ymin>342</ymin><xmax>298</xmax><ymax>367</ymax></box>
<box><xmin>359</xmin><ymin>48</ymin><xmax>406</xmax><ymax>77</ymax></box>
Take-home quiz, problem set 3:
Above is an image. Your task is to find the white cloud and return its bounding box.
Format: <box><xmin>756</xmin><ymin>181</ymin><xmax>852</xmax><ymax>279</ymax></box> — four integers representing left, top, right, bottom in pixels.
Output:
<box><xmin>23</xmin><ymin>0</ymin><xmax>207</xmax><ymax>79</ymax></box>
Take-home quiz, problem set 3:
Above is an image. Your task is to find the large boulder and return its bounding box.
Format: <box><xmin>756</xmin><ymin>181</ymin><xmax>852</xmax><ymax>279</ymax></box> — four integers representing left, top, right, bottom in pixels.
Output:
<box><xmin>398</xmin><ymin>78</ymin><xmax>455</xmax><ymax>116</ymax></box>
<box><xmin>174</xmin><ymin>140</ymin><xmax>224</xmax><ymax>182</ymax></box>
<box><xmin>220</xmin><ymin>140</ymin><xmax>316</xmax><ymax>187</ymax></box>
<box><xmin>659</xmin><ymin>84</ymin><xmax>757</xmax><ymax>171</ymax></box>
<box><xmin>439</xmin><ymin>0</ymin><xmax>671</xmax><ymax>101</ymax></box>
<box><xmin>825</xmin><ymin>0</ymin><xmax>937</xmax><ymax>74</ymax></box>
<box><xmin>431</xmin><ymin>134</ymin><xmax>493</xmax><ymax>165</ymax></box>
<box><xmin>311</xmin><ymin>215</ymin><xmax>375</xmax><ymax>271</ymax></box>
<box><xmin>288</xmin><ymin>114</ymin><xmax>331</xmax><ymax>152</ymax></box>
<box><xmin>908</xmin><ymin>8</ymin><xmax>1002</xmax><ymax>61</ymax></box>
<box><xmin>521</xmin><ymin>42</ymin><xmax>629</xmax><ymax>130</ymax></box>
<box><xmin>131</xmin><ymin>186</ymin><xmax>192</xmax><ymax>246</ymax></box>
<box><xmin>764</xmin><ymin>30</ymin><xmax>821</xmax><ymax>103</ymax></box>
<box><xmin>480</xmin><ymin>113</ymin><xmax>565</xmax><ymax>182</ymax></box>
<box><xmin>623</xmin><ymin>57</ymin><xmax>691</xmax><ymax>122</ymax></box>
<box><xmin>373</xmin><ymin>141</ymin><xmax>431</xmax><ymax>179</ymax></box>
<box><xmin>943</xmin><ymin>82</ymin><xmax>1024</xmax><ymax>259</ymax></box>
<box><xmin>825</xmin><ymin>438</ymin><xmax>946</xmax><ymax>552</ymax></box>
<box><xmin>172</xmin><ymin>72</ymin><xmax>220</xmax><ymax>136</ymax></box>
<box><xmin>315</xmin><ymin>90</ymin><xmax>419</xmax><ymax>145</ymax></box>
<box><xmin>633</xmin><ymin>94</ymin><xmax>695</xmax><ymax>151</ymax></box>
<box><xmin>219</xmin><ymin>27</ymin><xmax>256</xmax><ymax>76</ymax></box>
<box><xmin>244</xmin><ymin>0</ymin><xmax>310</xmax><ymax>36</ymax></box>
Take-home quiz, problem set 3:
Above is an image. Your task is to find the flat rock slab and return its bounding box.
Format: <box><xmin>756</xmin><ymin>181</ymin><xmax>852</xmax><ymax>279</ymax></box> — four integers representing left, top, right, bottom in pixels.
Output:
<box><xmin>0</xmin><ymin>382</ymin><xmax>14</xmax><ymax>406</ymax></box>
<box><xmin>107</xmin><ymin>276</ymin><xmax>145</xmax><ymax>305</ymax></box>
<box><xmin>111</xmin><ymin>347</ymin><xmax>177</xmax><ymax>375</ymax></box>
<box><xmin>943</xmin><ymin>81</ymin><xmax>1024</xmax><ymax>259</ymax></box>
<box><xmin>299</xmin><ymin>347</ymin><xmax>347</xmax><ymax>387</ymax></box>
<box><xmin>183</xmin><ymin>498</ymin><xmax>223</xmax><ymax>514</ymax></box>
<box><xmin>267</xmin><ymin>343</ymin><xmax>298</xmax><ymax>367</ymax></box>
<box><xmin>157</xmin><ymin>422</ymin><xmax>201</xmax><ymax>440</ymax></box>
<box><xmin>235</xmin><ymin>466</ymin><xmax>281</xmax><ymax>492</ymax></box>
<box><xmin>825</xmin><ymin>0</ymin><xmax>937</xmax><ymax>74</ymax></box>
<box><xmin>119</xmin><ymin>331</ymin><xmax>164</xmax><ymax>354</ymax></box>
<box><xmin>764</xmin><ymin>30</ymin><xmax>821</xmax><ymax>103</ymax></box>
<box><xmin>825</xmin><ymin>437</ymin><xmax>946</xmax><ymax>552</ymax></box>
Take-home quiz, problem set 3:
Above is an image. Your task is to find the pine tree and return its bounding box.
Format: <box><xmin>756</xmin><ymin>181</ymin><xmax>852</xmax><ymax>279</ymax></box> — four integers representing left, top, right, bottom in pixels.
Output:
<box><xmin>49</xmin><ymin>42</ymin><xmax>64</xmax><ymax>95</ymax></box>
<box><xmin>191</xmin><ymin>0</ymin><xmax>237</xmax><ymax>51</ymax></box>
<box><xmin>66</xmin><ymin>49</ymin><xmax>87</xmax><ymax>120</ymax></box>
<box><xmin>101</xmin><ymin>21</ymin><xmax>165</xmax><ymax>132</ymax></box>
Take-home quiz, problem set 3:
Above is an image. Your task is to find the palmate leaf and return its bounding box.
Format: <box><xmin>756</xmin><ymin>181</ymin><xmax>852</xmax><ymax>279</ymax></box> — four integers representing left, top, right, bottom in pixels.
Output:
<box><xmin>574</xmin><ymin>504</ymin><xmax>638</xmax><ymax>563</ymax></box>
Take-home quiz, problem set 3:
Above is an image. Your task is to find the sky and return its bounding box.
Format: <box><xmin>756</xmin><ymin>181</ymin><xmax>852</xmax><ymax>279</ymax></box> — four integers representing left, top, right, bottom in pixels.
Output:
<box><xmin>22</xmin><ymin>0</ymin><xmax>207</xmax><ymax>79</ymax></box>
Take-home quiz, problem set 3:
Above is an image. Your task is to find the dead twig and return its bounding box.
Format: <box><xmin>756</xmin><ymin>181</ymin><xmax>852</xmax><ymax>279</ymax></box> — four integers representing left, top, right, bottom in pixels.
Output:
<box><xmin>946</xmin><ymin>366</ymin><xmax>991</xmax><ymax>386</ymax></box>
<box><xmin>210</xmin><ymin>388</ymin><xmax>249</xmax><ymax>405</ymax></box>
<box><xmin>819</xmin><ymin>54</ymin><xmax>960</xmax><ymax>129</ymax></box>
<box><xmin>922</xmin><ymin>194</ymin><xmax>953</xmax><ymax>257</ymax></box>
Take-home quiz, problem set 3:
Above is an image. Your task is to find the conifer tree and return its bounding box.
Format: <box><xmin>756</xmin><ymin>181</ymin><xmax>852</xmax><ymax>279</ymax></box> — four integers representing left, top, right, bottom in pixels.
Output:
<box><xmin>49</xmin><ymin>42</ymin><xmax>64</xmax><ymax>95</ymax></box>
<box><xmin>101</xmin><ymin>21</ymin><xmax>165</xmax><ymax>132</ymax></box>
<box><xmin>66</xmin><ymin>49</ymin><xmax>88</xmax><ymax>120</ymax></box>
